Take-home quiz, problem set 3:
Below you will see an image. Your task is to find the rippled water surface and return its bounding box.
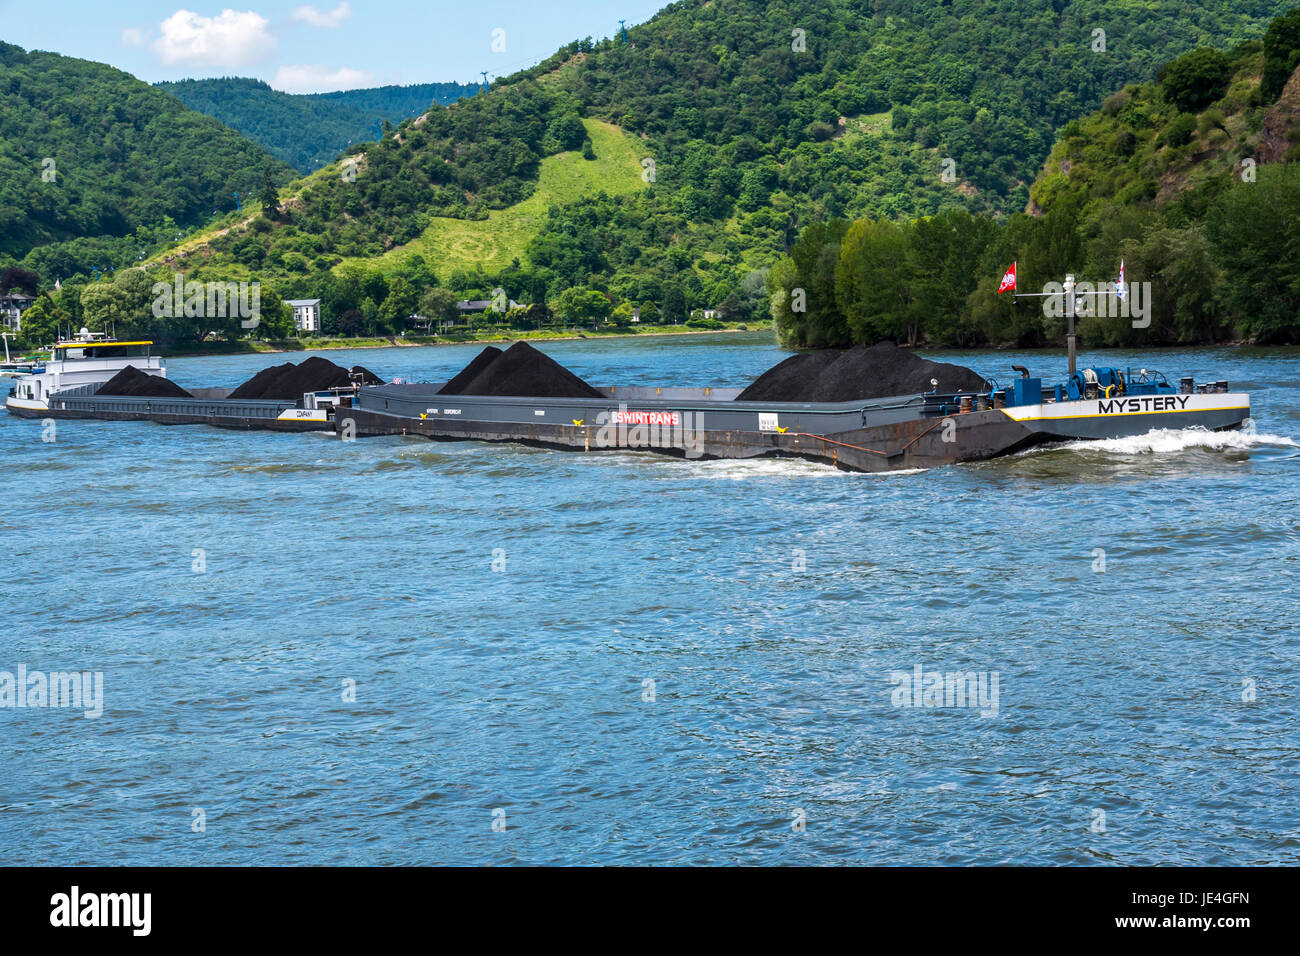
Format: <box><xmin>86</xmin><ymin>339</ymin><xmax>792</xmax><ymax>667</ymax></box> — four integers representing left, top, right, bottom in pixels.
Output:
<box><xmin>2</xmin><ymin>335</ymin><xmax>1297</xmax><ymax>865</ymax></box>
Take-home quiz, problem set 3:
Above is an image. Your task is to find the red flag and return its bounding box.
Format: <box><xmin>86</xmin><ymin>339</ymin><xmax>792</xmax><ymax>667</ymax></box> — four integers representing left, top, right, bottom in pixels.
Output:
<box><xmin>997</xmin><ymin>261</ymin><xmax>1017</xmax><ymax>295</ymax></box>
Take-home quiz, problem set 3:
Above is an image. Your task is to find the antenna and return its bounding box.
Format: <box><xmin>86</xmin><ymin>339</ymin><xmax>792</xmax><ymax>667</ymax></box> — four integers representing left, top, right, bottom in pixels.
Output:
<box><xmin>233</xmin><ymin>191</ymin><xmax>241</xmax><ymax>211</ymax></box>
<box><xmin>620</xmin><ymin>19</ymin><xmax>627</xmax><ymax>43</ymax></box>
<box><xmin>480</xmin><ymin>71</ymin><xmax>489</xmax><ymax>93</ymax></box>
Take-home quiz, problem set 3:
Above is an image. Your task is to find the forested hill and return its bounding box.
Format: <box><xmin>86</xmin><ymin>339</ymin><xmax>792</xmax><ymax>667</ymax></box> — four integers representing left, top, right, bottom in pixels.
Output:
<box><xmin>0</xmin><ymin>43</ymin><xmax>292</xmax><ymax>263</ymax></box>
<box><xmin>305</xmin><ymin>82</ymin><xmax>477</xmax><ymax>117</ymax></box>
<box><xmin>149</xmin><ymin>0</ymin><xmax>1292</xmax><ymax>295</ymax></box>
<box><xmin>10</xmin><ymin>0</ymin><xmax>1300</xmax><ymax>349</ymax></box>
<box><xmin>766</xmin><ymin>9</ymin><xmax>1300</xmax><ymax>350</ymax></box>
<box><xmin>156</xmin><ymin>78</ymin><xmax>478</xmax><ymax>173</ymax></box>
<box><xmin>505</xmin><ymin>0</ymin><xmax>1296</xmax><ymax>211</ymax></box>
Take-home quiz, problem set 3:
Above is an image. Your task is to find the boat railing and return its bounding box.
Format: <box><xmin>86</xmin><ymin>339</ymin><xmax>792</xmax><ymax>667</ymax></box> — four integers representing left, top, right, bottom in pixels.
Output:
<box><xmin>51</xmin><ymin>393</ymin><xmax>301</xmax><ymax>420</ymax></box>
<box><xmin>52</xmin><ymin>383</ymin><xmax>101</xmax><ymax>398</ymax></box>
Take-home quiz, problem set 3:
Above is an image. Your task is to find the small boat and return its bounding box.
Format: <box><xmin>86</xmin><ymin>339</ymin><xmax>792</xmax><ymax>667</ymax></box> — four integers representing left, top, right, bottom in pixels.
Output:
<box><xmin>0</xmin><ymin>332</ymin><xmax>42</xmax><ymax>376</ymax></box>
<box><xmin>4</xmin><ymin>328</ymin><xmax>166</xmax><ymax>414</ymax></box>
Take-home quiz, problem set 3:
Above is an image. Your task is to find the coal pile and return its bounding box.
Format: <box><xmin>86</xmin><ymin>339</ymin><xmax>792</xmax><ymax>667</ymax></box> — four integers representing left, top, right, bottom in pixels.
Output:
<box><xmin>226</xmin><ymin>362</ymin><xmax>294</xmax><ymax>400</ymax></box>
<box><xmin>96</xmin><ymin>366</ymin><xmax>192</xmax><ymax>398</ymax></box>
<box><xmin>731</xmin><ymin>350</ymin><xmax>842</xmax><ymax>402</ymax></box>
<box><xmin>439</xmin><ymin>341</ymin><xmax>604</xmax><ymax>398</ymax></box>
<box><xmin>228</xmin><ymin>356</ymin><xmax>381</xmax><ymax>400</ymax></box>
<box><xmin>736</xmin><ymin>342</ymin><xmax>988</xmax><ymax>403</ymax></box>
<box><xmin>437</xmin><ymin>346</ymin><xmax>502</xmax><ymax>395</ymax></box>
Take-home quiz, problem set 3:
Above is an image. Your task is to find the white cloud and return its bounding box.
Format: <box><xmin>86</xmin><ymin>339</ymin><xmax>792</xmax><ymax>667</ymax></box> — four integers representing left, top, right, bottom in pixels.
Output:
<box><xmin>291</xmin><ymin>3</ymin><xmax>351</xmax><ymax>29</ymax></box>
<box><xmin>271</xmin><ymin>64</ymin><xmax>372</xmax><ymax>94</ymax></box>
<box><xmin>152</xmin><ymin>9</ymin><xmax>277</xmax><ymax>67</ymax></box>
<box><xmin>121</xmin><ymin>27</ymin><xmax>145</xmax><ymax>48</ymax></box>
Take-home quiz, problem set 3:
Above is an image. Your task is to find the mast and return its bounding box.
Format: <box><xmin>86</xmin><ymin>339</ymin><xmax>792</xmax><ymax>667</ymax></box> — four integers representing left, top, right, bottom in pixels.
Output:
<box><xmin>1064</xmin><ymin>274</ymin><xmax>1078</xmax><ymax>376</ymax></box>
<box><xmin>1014</xmin><ymin>272</ymin><xmax>1088</xmax><ymax>376</ymax></box>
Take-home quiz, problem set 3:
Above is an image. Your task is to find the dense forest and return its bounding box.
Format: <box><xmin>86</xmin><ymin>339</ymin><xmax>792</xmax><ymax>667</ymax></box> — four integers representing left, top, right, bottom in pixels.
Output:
<box><xmin>0</xmin><ymin>43</ymin><xmax>293</xmax><ymax>265</ymax></box>
<box><xmin>770</xmin><ymin>12</ymin><xmax>1300</xmax><ymax>348</ymax></box>
<box><xmin>156</xmin><ymin>78</ymin><xmax>478</xmax><ymax>173</ymax></box>
<box><xmin>5</xmin><ymin>0</ymin><xmax>1300</xmax><ymax>350</ymax></box>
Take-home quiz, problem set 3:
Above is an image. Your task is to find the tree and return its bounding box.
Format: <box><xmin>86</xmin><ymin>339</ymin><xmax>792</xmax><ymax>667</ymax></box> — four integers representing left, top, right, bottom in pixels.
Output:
<box><xmin>78</xmin><ymin>270</ymin><xmax>155</xmax><ymax>337</ymax></box>
<box><xmin>774</xmin><ymin>220</ymin><xmax>849</xmax><ymax>347</ymax></box>
<box><xmin>555</xmin><ymin>286</ymin><xmax>612</xmax><ymax>326</ymax></box>
<box><xmin>610</xmin><ymin>300</ymin><xmax>634</xmax><ymax>328</ymax></box>
<box><xmin>14</xmin><ymin>295</ymin><xmax>62</xmax><ymax>350</ymax></box>
<box><xmin>258</xmin><ymin>171</ymin><xmax>281</xmax><ymax>218</ymax></box>
<box><xmin>1262</xmin><ymin>8</ymin><xmax>1300</xmax><ymax>102</ymax></box>
<box><xmin>836</xmin><ymin>218</ymin><xmax>916</xmax><ymax>345</ymax></box>
<box><xmin>1205</xmin><ymin>164</ymin><xmax>1300</xmax><ymax>343</ymax></box>
<box><xmin>79</xmin><ymin>283</ymin><xmax>132</xmax><ymax>335</ymax></box>
<box><xmin>660</xmin><ymin>284</ymin><xmax>688</xmax><ymax>325</ymax></box>
<box><xmin>248</xmin><ymin>287</ymin><xmax>294</xmax><ymax>339</ymax></box>
<box><xmin>543</xmin><ymin>114</ymin><xmax>587</xmax><ymax>153</ymax></box>
<box><xmin>338</xmin><ymin>309</ymin><xmax>365</xmax><ymax>337</ymax></box>
<box><xmin>0</xmin><ymin>266</ymin><xmax>40</xmax><ymax>296</ymax></box>
<box><xmin>416</xmin><ymin>287</ymin><xmax>460</xmax><ymax>331</ymax></box>
<box><xmin>1159</xmin><ymin>48</ymin><xmax>1231</xmax><ymax>113</ymax></box>
<box><xmin>378</xmin><ymin>276</ymin><xmax>418</xmax><ymax>329</ymax></box>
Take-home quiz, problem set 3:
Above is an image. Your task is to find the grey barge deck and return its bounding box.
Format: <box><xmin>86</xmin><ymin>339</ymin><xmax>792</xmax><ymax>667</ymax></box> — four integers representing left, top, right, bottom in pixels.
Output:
<box><xmin>11</xmin><ymin>384</ymin><xmax>330</xmax><ymax>432</ymax></box>
<box><xmin>336</xmin><ymin>383</ymin><xmax>1043</xmax><ymax>472</ymax></box>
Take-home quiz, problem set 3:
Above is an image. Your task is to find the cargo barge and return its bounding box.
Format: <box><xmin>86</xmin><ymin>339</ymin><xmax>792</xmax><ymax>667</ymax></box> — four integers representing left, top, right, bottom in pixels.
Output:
<box><xmin>335</xmin><ymin>365</ymin><xmax>1250</xmax><ymax>473</ymax></box>
<box><xmin>4</xmin><ymin>332</ymin><xmax>1252</xmax><ymax>472</ymax></box>
<box><xmin>19</xmin><ymin>383</ymin><xmax>332</xmax><ymax>431</ymax></box>
<box><xmin>5</xmin><ymin>328</ymin><xmax>340</xmax><ymax>431</ymax></box>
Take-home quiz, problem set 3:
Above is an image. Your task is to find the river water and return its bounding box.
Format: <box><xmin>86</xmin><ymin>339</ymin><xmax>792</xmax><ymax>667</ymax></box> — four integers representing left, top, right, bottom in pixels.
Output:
<box><xmin>2</xmin><ymin>334</ymin><xmax>1296</xmax><ymax>865</ymax></box>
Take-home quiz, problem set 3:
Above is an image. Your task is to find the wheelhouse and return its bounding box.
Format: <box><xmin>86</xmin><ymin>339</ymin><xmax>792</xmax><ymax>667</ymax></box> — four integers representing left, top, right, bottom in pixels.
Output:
<box><xmin>51</xmin><ymin>341</ymin><xmax>154</xmax><ymax>362</ymax></box>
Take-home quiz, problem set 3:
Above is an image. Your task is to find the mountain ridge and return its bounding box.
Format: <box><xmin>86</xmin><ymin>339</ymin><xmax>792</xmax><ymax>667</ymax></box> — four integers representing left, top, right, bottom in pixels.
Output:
<box><xmin>155</xmin><ymin>77</ymin><xmax>478</xmax><ymax>173</ymax></box>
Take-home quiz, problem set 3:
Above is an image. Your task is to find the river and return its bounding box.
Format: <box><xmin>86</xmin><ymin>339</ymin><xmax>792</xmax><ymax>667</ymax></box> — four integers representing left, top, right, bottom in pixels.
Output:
<box><xmin>1</xmin><ymin>334</ymin><xmax>1296</xmax><ymax>864</ymax></box>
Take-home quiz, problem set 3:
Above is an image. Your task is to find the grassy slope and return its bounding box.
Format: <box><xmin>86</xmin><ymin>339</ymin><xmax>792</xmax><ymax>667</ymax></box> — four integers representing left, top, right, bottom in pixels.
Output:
<box><xmin>152</xmin><ymin>118</ymin><xmax>646</xmax><ymax>280</ymax></box>
<box><xmin>359</xmin><ymin>118</ymin><xmax>647</xmax><ymax>277</ymax></box>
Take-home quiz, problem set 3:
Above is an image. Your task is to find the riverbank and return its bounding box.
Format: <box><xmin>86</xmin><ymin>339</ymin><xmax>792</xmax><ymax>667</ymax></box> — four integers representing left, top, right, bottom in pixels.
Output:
<box><xmin>162</xmin><ymin>322</ymin><xmax>771</xmax><ymax>357</ymax></box>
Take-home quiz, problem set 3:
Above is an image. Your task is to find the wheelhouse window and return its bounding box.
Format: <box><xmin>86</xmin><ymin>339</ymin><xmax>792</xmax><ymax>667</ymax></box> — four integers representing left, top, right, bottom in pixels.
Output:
<box><xmin>54</xmin><ymin>344</ymin><xmax>151</xmax><ymax>360</ymax></box>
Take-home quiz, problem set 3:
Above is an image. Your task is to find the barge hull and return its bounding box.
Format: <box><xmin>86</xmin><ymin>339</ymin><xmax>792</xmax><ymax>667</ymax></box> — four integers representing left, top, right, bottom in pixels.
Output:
<box><xmin>7</xmin><ymin>392</ymin><xmax>331</xmax><ymax>432</ymax></box>
<box><xmin>335</xmin><ymin>405</ymin><xmax>1042</xmax><ymax>473</ymax></box>
<box><xmin>8</xmin><ymin>404</ymin><xmax>328</xmax><ymax>431</ymax></box>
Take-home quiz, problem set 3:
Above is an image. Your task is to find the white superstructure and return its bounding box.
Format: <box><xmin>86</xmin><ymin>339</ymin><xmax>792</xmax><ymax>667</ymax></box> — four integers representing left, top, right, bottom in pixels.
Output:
<box><xmin>5</xmin><ymin>329</ymin><xmax>166</xmax><ymax>413</ymax></box>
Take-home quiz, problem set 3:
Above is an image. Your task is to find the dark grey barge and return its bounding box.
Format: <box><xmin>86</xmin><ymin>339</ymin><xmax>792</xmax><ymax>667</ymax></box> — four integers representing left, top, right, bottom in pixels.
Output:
<box><xmin>7</xmin><ymin>359</ymin><xmax>1252</xmax><ymax>473</ymax></box>
<box><xmin>10</xmin><ymin>384</ymin><xmax>331</xmax><ymax>432</ymax></box>
<box><xmin>333</xmin><ymin>373</ymin><xmax>1251</xmax><ymax>473</ymax></box>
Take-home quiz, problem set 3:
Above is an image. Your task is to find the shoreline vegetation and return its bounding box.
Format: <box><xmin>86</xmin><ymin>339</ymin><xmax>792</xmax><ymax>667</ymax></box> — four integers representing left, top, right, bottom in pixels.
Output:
<box><xmin>161</xmin><ymin>322</ymin><xmax>771</xmax><ymax>357</ymax></box>
<box><xmin>155</xmin><ymin>324</ymin><xmax>1287</xmax><ymax>360</ymax></box>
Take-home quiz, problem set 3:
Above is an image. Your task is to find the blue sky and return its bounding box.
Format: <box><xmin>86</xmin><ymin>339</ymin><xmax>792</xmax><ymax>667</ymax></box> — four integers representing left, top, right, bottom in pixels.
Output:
<box><xmin>1</xmin><ymin>1</ymin><xmax>666</xmax><ymax>92</ymax></box>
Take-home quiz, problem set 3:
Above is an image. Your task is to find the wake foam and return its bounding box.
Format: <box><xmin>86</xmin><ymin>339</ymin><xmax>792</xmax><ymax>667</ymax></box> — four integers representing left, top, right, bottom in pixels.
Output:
<box><xmin>1060</xmin><ymin>424</ymin><xmax>1296</xmax><ymax>456</ymax></box>
<box><xmin>671</xmin><ymin>457</ymin><xmax>854</xmax><ymax>479</ymax></box>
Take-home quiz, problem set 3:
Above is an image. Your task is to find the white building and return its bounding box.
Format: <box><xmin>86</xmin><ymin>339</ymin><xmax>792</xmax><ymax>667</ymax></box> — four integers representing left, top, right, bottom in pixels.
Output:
<box><xmin>0</xmin><ymin>293</ymin><xmax>34</xmax><ymax>331</ymax></box>
<box><xmin>285</xmin><ymin>298</ymin><xmax>321</xmax><ymax>333</ymax></box>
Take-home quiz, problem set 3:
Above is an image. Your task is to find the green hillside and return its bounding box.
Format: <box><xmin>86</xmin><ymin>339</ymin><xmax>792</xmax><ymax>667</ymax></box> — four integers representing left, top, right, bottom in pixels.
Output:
<box><xmin>0</xmin><ymin>42</ymin><xmax>292</xmax><ymax>272</ymax></box>
<box><xmin>141</xmin><ymin>1</ymin><xmax>1295</xmax><ymax>316</ymax></box>
<box><xmin>156</xmin><ymin>77</ymin><xmax>477</xmax><ymax>173</ymax></box>
<box><xmin>306</xmin><ymin>82</ymin><xmax>477</xmax><ymax>117</ymax></box>
<box><xmin>767</xmin><ymin>10</ymin><xmax>1300</xmax><ymax>349</ymax></box>
<box><xmin>367</xmin><ymin>118</ymin><xmax>646</xmax><ymax>275</ymax></box>
<box><xmin>13</xmin><ymin>0</ymin><xmax>1300</xmax><ymax>348</ymax></box>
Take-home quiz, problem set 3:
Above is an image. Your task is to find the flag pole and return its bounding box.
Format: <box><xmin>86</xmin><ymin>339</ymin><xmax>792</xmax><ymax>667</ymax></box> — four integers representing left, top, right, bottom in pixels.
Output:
<box><xmin>1065</xmin><ymin>274</ymin><xmax>1077</xmax><ymax>376</ymax></box>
